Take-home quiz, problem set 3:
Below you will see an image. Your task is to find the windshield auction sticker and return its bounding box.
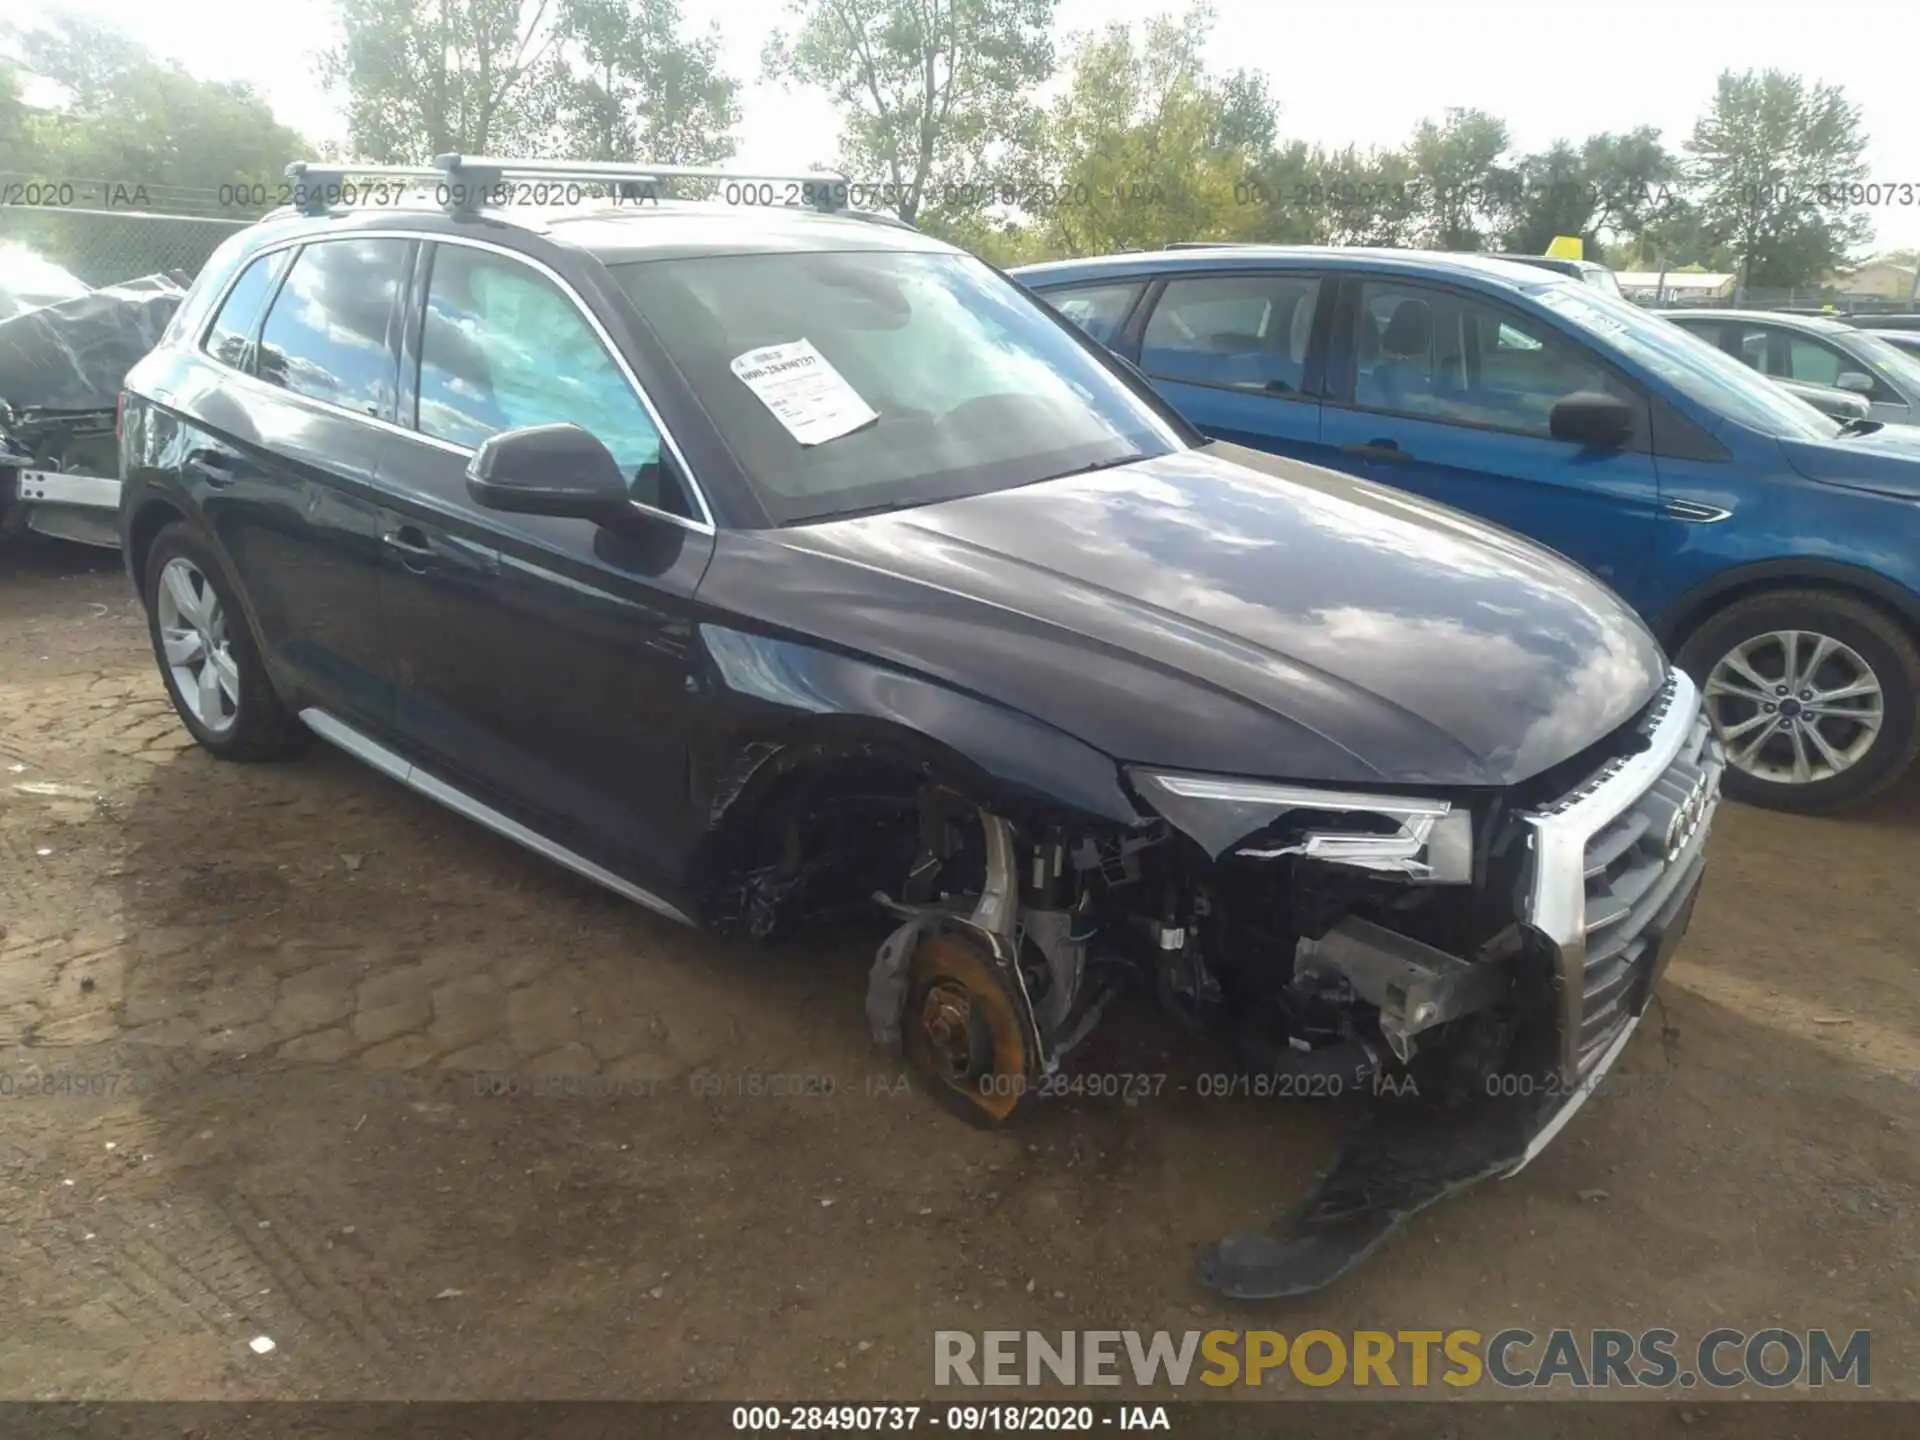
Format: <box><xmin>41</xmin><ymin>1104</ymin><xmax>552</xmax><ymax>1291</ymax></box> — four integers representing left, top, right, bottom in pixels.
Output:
<box><xmin>729</xmin><ymin>338</ymin><xmax>879</xmax><ymax>446</ymax></box>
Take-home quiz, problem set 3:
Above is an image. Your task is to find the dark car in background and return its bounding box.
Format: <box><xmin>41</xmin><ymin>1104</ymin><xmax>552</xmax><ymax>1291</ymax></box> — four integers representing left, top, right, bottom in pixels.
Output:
<box><xmin>1016</xmin><ymin>246</ymin><xmax>1920</xmax><ymax>812</ymax></box>
<box><xmin>119</xmin><ymin>158</ymin><xmax>1722</xmax><ymax>1298</ymax></box>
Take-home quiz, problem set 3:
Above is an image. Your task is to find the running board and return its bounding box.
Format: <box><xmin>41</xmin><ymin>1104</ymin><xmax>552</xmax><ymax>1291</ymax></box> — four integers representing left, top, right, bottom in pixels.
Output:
<box><xmin>298</xmin><ymin>708</ymin><xmax>693</xmax><ymax>927</ymax></box>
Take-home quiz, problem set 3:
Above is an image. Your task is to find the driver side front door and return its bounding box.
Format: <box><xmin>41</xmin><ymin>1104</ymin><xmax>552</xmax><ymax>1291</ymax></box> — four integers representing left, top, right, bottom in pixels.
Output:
<box><xmin>374</xmin><ymin>238</ymin><xmax>715</xmax><ymax>901</ymax></box>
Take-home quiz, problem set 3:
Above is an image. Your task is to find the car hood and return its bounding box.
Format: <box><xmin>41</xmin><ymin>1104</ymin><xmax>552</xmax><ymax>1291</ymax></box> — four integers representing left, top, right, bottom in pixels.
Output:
<box><xmin>706</xmin><ymin>443</ymin><xmax>1668</xmax><ymax>789</ymax></box>
<box><xmin>1781</xmin><ymin>426</ymin><xmax>1920</xmax><ymax>499</ymax></box>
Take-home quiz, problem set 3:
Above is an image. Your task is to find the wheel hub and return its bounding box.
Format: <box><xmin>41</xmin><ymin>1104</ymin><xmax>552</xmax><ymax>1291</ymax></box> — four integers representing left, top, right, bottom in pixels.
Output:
<box><xmin>1703</xmin><ymin>628</ymin><xmax>1884</xmax><ymax>786</ymax></box>
<box><xmin>156</xmin><ymin>556</ymin><xmax>240</xmax><ymax>736</ymax></box>
<box><xmin>919</xmin><ymin>981</ymin><xmax>992</xmax><ymax>1083</ymax></box>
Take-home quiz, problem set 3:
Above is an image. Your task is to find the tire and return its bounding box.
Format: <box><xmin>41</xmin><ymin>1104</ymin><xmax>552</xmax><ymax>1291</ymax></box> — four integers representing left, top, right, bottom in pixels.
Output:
<box><xmin>141</xmin><ymin>521</ymin><xmax>310</xmax><ymax>761</ymax></box>
<box><xmin>1675</xmin><ymin>588</ymin><xmax>1920</xmax><ymax>813</ymax></box>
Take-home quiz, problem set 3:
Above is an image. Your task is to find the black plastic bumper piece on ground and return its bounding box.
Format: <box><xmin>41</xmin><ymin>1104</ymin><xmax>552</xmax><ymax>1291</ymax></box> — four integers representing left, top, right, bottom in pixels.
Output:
<box><xmin>1193</xmin><ymin>1087</ymin><xmax>1552</xmax><ymax>1300</ymax></box>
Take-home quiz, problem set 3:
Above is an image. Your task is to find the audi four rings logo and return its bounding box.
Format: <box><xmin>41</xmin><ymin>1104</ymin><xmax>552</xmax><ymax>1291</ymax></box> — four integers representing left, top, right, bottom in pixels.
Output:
<box><xmin>1665</xmin><ymin>776</ymin><xmax>1710</xmax><ymax>859</ymax></box>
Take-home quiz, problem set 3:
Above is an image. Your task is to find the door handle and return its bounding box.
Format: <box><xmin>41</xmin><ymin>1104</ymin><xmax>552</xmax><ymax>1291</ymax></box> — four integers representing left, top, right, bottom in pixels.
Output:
<box><xmin>382</xmin><ymin>525</ymin><xmax>435</xmax><ymax>568</ymax></box>
<box><xmin>1339</xmin><ymin>440</ymin><xmax>1412</xmax><ymax>464</ymax></box>
<box><xmin>187</xmin><ymin>450</ymin><xmax>240</xmax><ymax>487</ymax></box>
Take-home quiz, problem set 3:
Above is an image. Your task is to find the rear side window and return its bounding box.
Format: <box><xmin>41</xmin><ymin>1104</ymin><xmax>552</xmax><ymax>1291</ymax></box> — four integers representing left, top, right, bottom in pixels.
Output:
<box><xmin>203</xmin><ymin>251</ymin><xmax>288</xmax><ymax>370</ymax></box>
<box><xmin>1039</xmin><ymin>281</ymin><xmax>1145</xmax><ymax>347</ymax></box>
<box><xmin>415</xmin><ymin>244</ymin><xmax>671</xmax><ymax>505</ymax></box>
<box><xmin>1140</xmin><ymin>274</ymin><xmax>1322</xmax><ymax>397</ymax></box>
<box><xmin>256</xmin><ymin>238</ymin><xmax>412</xmax><ymax>419</ymax></box>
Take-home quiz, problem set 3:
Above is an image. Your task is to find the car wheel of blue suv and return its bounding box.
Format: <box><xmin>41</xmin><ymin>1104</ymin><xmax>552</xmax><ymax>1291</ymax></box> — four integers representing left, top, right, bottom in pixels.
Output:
<box><xmin>1677</xmin><ymin>589</ymin><xmax>1920</xmax><ymax>813</ymax></box>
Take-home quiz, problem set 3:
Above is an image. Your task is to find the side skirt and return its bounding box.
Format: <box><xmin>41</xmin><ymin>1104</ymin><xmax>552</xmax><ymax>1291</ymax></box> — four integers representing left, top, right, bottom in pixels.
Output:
<box><xmin>299</xmin><ymin>707</ymin><xmax>694</xmax><ymax>928</ymax></box>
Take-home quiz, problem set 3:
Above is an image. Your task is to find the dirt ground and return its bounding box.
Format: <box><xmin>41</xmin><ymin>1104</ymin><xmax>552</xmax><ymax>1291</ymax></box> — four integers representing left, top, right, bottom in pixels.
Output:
<box><xmin>2</xmin><ymin>534</ymin><xmax>1917</xmax><ymax>1414</ymax></box>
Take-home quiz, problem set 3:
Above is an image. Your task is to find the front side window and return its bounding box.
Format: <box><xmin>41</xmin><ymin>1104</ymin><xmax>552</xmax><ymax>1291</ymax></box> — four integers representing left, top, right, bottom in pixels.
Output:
<box><xmin>255</xmin><ymin>238</ymin><xmax>411</xmax><ymax>418</ymax></box>
<box><xmin>612</xmin><ymin>249</ymin><xmax>1180</xmax><ymax>525</ymax></box>
<box><xmin>1140</xmin><ymin>274</ymin><xmax>1321</xmax><ymax>396</ymax></box>
<box><xmin>1039</xmin><ymin>280</ymin><xmax>1146</xmax><ymax>347</ymax></box>
<box><xmin>203</xmin><ymin>251</ymin><xmax>288</xmax><ymax>370</ymax></box>
<box><xmin>415</xmin><ymin>244</ymin><xmax>666</xmax><ymax>497</ymax></box>
<box><xmin>1532</xmin><ymin>284</ymin><xmax>1840</xmax><ymax>440</ymax></box>
<box><xmin>1350</xmin><ymin>279</ymin><xmax>1627</xmax><ymax>438</ymax></box>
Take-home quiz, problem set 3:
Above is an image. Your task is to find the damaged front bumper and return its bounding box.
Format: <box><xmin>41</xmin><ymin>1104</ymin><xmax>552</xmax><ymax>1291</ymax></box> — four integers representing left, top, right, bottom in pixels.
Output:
<box><xmin>1198</xmin><ymin>669</ymin><xmax>1723</xmax><ymax>1299</ymax></box>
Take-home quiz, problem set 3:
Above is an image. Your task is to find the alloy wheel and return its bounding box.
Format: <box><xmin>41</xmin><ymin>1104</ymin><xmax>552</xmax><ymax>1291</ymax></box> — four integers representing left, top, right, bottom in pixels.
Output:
<box><xmin>155</xmin><ymin>555</ymin><xmax>240</xmax><ymax>735</ymax></box>
<box><xmin>1704</xmin><ymin>629</ymin><xmax>1884</xmax><ymax>786</ymax></box>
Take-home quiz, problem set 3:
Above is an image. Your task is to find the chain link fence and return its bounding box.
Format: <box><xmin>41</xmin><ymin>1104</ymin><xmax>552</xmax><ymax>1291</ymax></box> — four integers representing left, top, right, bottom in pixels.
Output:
<box><xmin>0</xmin><ymin>204</ymin><xmax>251</xmax><ymax>287</ymax></box>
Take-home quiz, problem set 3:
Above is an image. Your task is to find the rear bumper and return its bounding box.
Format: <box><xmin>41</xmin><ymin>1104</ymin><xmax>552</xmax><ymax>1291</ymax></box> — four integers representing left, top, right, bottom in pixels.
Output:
<box><xmin>7</xmin><ymin>468</ymin><xmax>124</xmax><ymax>548</ymax></box>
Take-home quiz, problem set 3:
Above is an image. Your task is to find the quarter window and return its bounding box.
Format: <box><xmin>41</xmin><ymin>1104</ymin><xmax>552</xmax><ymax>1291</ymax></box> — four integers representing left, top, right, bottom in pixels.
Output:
<box><xmin>1351</xmin><ymin>280</ymin><xmax>1634</xmax><ymax>439</ymax></box>
<box><xmin>1141</xmin><ymin>274</ymin><xmax>1321</xmax><ymax>396</ymax></box>
<box><xmin>416</xmin><ymin>244</ymin><xmax>672</xmax><ymax>506</ymax></box>
<box><xmin>203</xmin><ymin>252</ymin><xmax>289</xmax><ymax>370</ymax></box>
<box><xmin>255</xmin><ymin>238</ymin><xmax>411</xmax><ymax>419</ymax></box>
<box><xmin>1039</xmin><ymin>281</ymin><xmax>1146</xmax><ymax>346</ymax></box>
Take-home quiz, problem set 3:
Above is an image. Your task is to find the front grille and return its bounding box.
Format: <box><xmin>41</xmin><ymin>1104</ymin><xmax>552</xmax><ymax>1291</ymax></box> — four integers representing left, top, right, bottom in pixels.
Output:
<box><xmin>1574</xmin><ymin>706</ymin><xmax>1718</xmax><ymax>1067</ymax></box>
<box><xmin>1519</xmin><ymin>669</ymin><xmax>1725</xmax><ymax>1080</ymax></box>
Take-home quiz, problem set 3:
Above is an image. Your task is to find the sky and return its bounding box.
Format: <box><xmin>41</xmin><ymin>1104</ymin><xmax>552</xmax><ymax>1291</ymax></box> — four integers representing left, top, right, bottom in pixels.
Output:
<box><xmin>18</xmin><ymin>0</ymin><xmax>1920</xmax><ymax>252</ymax></box>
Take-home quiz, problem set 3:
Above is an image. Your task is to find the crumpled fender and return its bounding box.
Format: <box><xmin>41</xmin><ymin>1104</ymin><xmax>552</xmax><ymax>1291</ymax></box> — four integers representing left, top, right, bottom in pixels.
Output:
<box><xmin>693</xmin><ymin>624</ymin><xmax>1147</xmax><ymax>836</ymax></box>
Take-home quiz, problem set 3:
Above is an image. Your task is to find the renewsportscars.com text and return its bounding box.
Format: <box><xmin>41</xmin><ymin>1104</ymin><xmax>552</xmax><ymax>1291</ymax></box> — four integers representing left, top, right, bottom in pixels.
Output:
<box><xmin>933</xmin><ymin>1328</ymin><xmax>1870</xmax><ymax>1390</ymax></box>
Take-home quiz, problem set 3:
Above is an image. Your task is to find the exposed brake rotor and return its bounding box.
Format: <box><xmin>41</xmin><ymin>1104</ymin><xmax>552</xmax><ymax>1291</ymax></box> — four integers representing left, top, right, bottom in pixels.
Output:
<box><xmin>901</xmin><ymin>930</ymin><xmax>1035</xmax><ymax>1127</ymax></box>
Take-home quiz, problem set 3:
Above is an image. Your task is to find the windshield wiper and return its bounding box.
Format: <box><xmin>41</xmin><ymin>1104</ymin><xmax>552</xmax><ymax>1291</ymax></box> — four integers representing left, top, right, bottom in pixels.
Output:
<box><xmin>1041</xmin><ymin>452</ymin><xmax>1149</xmax><ymax>483</ymax></box>
<box><xmin>1838</xmin><ymin>417</ymin><xmax>1885</xmax><ymax>438</ymax></box>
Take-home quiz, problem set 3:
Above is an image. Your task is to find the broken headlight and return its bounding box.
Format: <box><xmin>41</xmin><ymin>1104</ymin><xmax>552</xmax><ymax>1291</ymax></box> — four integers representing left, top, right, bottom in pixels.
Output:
<box><xmin>1126</xmin><ymin>770</ymin><xmax>1473</xmax><ymax>884</ymax></box>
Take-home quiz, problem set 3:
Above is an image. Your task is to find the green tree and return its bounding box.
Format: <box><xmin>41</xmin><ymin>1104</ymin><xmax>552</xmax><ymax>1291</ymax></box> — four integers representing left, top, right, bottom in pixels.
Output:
<box><xmin>1033</xmin><ymin>6</ymin><xmax>1274</xmax><ymax>255</ymax></box>
<box><xmin>1294</xmin><ymin>144</ymin><xmax>1422</xmax><ymax>247</ymax></box>
<box><xmin>11</xmin><ymin>14</ymin><xmax>308</xmax><ymax>208</ymax></box>
<box><xmin>322</xmin><ymin>0</ymin><xmax>741</xmax><ymax>168</ymax></box>
<box><xmin>1405</xmin><ymin>107</ymin><xmax>1512</xmax><ymax>249</ymax></box>
<box><xmin>1503</xmin><ymin>128</ymin><xmax>1681</xmax><ymax>261</ymax></box>
<box><xmin>557</xmin><ymin>0</ymin><xmax>739</xmax><ymax>162</ymax></box>
<box><xmin>761</xmin><ymin>0</ymin><xmax>1056</xmax><ymax>227</ymax></box>
<box><xmin>1686</xmin><ymin>68</ymin><xmax>1871</xmax><ymax>289</ymax></box>
<box><xmin>321</xmin><ymin>0</ymin><xmax>571</xmax><ymax>162</ymax></box>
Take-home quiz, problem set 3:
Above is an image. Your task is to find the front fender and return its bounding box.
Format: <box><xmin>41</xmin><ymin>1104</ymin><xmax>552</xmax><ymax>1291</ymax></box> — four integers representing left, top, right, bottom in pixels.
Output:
<box><xmin>693</xmin><ymin>624</ymin><xmax>1145</xmax><ymax>833</ymax></box>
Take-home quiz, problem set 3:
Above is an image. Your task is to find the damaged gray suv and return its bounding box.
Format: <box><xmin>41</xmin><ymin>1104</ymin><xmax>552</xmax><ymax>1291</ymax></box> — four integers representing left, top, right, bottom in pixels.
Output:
<box><xmin>119</xmin><ymin>156</ymin><xmax>1725</xmax><ymax>1299</ymax></box>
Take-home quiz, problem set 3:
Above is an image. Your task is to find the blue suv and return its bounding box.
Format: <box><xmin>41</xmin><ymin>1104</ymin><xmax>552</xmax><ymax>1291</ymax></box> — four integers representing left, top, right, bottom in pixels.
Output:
<box><xmin>1014</xmin><ymin>247</ymin><xmax>1920</xmax><ymax>812</ymax></box>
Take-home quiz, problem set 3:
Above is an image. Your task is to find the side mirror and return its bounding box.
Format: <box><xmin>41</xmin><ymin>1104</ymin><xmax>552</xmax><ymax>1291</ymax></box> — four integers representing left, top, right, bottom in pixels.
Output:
<box><xmin>1549</xmin><ymin>390</ymin><xmax>1635</xmax><ymax>449</ymax></box>
<box><xmin>1836</xmin><ymin>371</ymin><xmax>1875</xmax><ymax>395</ymax></box>
<box><xmin>466</xmin><ymin>423</ymin><xmax>631</xmax><ymax>521</ymax></box>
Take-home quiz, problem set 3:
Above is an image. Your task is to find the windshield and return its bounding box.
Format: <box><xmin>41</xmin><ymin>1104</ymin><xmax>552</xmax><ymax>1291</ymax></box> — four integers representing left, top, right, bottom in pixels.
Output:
<box><xmin>1585</xmin><ymin>268</ymin><xmax>1624</xmax><ymax>299</ymax></box>
<box><xmin>1530</xmin><ymin>284</ymin><xmax>1842</xmax><ymax>440</ymax></box>
<box><xmin>612</xmin><ymin>249</ymin><xmax>1181</xmax><ymax>524</ymax></box>
<box><xmin>1848</xmin><ymin>330</ymin><xmax>1920</xmax><ymax>394</ymax></box>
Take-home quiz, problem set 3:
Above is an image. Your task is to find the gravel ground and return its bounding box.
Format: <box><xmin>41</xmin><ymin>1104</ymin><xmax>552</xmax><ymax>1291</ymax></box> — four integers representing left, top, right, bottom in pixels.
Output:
<box><xmin>1</xmin><ymin>535</ymin><xmax>1916</xmax><ymax>1418</ymax></box>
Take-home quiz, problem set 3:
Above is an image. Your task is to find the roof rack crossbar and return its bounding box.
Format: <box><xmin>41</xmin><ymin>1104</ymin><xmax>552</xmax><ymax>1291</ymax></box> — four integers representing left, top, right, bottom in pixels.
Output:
<box><xmin>431</xmin><ymin>154</ymin><xmax>853</xmax><ymax>214</ymax></box>
<box><xmin>283</xmin><ymin>162</ymin><xmax>445</xmax><ymax>215</ymax></box>
<box><xmin>278</xmin><ymin>154</ymin><xmax>867</xmax><ymax>221</ymax></box>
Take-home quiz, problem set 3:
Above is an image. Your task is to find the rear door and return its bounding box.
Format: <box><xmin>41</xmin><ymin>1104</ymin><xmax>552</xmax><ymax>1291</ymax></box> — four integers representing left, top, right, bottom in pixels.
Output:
<box><xmin>184</xmin><ymin>235</ymin><xmax>414</xmax><ymax>728</ymax></box>
<box><xmin>1129</xmin><ymin>271</ymin><xmax>1330</xmax><ymax>462</ymax></box>
<box><xmin>373</xmin><ymin>237</ymin><xmax>714</xmax><ymax>897</ymax></box>
<box><xmin>1317</xmin><ymin>275</ymin><xmax>1665</xmax><ymax>607</ymax></box>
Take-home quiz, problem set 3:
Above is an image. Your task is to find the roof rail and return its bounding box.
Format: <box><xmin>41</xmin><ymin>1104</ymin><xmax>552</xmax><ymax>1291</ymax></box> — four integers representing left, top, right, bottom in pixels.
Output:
<box><xmin>432</xmin><ymin>154</ymin><xmax>853</xmax><ymax>215</ymax></box>
<box><xmin>281</xmin><ymin>154</ymin><xmax>867</xmax><ymax>222</ymax></box>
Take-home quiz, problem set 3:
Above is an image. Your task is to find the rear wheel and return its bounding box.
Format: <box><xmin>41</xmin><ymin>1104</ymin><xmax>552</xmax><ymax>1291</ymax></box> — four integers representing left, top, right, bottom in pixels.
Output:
<box><xmin>143</xmin><ymin>523</ymin><xmax>310</xmax><ymax>761</ymax></box>
<box><xmin>901</xmin><ymin>930</ymin><xmax>1037</xmax><ymax>1128</ymax></box>
<box><xmin>1676</xmin><ymin>589</ymin><xmax>1920</xmax><ymax>813</ymax></box>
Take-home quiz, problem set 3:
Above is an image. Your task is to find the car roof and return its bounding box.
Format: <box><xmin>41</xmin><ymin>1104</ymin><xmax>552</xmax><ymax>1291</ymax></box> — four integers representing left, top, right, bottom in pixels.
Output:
<box><xmin>1663</xmin><ymin>309</ymin><xmax>1854</xmax><ymax>334</ymax></box>
<box><xmin>250</xmin><ymin>197</ymin><xmax>956</xmax><ymax>264</ymax></box>
<box><xmin>1011</xmin><ymin>246</ymin><xmax>1575</xmax><ymax>292</ymax></box>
